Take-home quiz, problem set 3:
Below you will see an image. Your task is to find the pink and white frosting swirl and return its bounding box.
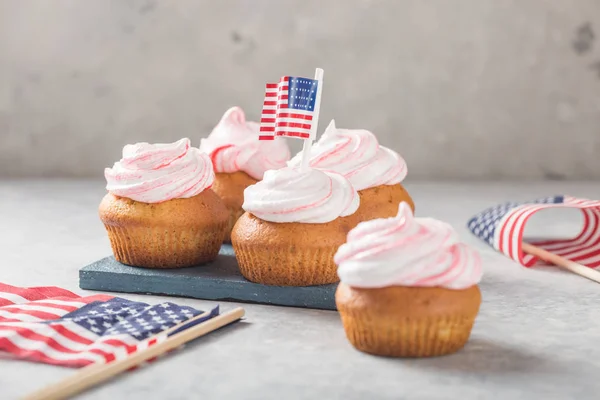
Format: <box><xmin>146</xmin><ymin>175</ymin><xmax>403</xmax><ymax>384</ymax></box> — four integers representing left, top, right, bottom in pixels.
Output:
<box><xmin>199</xmin><ymin>107</ymin><xmax>291</xmax><ymax>180</ymax></box>
<box><xmin>335</xmin><ymin>202</ymin><xmax>483</xmax><ymax>289</ymax></box>
<box><xmin>242</xmin><ymin>167</ymin><xmax>360</xmax><ymax>223</ymax></box>
<box><xmin>287</xmin><ymin>120</ymin><xmax>407</xmax><ymax>191</ymax></box>
<box><xmin>105</xmin><ymin>138</ymin><xmax>214</xmax><ymax>203</ymax></box>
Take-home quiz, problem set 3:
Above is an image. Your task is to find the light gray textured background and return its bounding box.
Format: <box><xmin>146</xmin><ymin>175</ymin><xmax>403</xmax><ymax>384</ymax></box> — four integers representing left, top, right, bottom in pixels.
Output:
<box><xmin>1</xmin><ymin>0</ymin><xmax>599</xmax><ymax>180</ymax></box>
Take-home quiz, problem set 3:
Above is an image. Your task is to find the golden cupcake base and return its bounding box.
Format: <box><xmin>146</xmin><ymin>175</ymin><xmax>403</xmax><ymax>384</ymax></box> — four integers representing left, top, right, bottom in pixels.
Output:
<box><xmin>231</xmin><ymin>212</ymin><xmax>357</xmax><ymax>286</ymax></box>
<box><xmin>99</xmin><ymin>190</ymin><xmax>228</xmax><ymax>269</ymax></box>
<box><xmin>336</xmin><ymin>283</ymin><xmax>481</xmax><ymax>357</ymax></box>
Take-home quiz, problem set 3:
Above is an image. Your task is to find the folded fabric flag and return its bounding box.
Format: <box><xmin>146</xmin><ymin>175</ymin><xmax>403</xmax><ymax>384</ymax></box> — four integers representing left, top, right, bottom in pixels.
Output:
<box><xmin>467</xmin><ymin>195</ymin><xmax>600</xmax><ymax>268</ymax></box>
<box><xmin>0</xmin><ymin>283</ymin><xmax>219</xmax><ymax>367</ymax></box>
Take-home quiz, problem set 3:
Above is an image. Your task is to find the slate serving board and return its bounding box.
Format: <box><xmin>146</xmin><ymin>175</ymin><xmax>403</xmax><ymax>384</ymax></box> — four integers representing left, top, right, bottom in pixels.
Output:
<box><xmin>79</xmin><ymin>244</ymin><xmax>338</xmax><ymax>311</ymax></box>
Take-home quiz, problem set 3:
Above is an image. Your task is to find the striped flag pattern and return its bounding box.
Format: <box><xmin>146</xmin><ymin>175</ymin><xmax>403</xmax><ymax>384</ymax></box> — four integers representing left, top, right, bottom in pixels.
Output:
<box><xmin>0</xmin><ymin>283</ymin><xmax>218</xmax><ymax>367</ymax></box>
<box><xmin>259</xmin><ymin>76</ymin><xmax>319</xmax><ymax>140</ymax></box>
<box><xmin>467</xmin><ymin>195</ymin><xmax>600</xmax><ymax>268</ymax></box>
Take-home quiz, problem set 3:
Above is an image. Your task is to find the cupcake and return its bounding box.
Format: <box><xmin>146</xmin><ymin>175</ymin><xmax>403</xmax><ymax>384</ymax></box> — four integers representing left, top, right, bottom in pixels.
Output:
<box><xmin>200</xmin><ymin>107</ymin><xmax>291</xmax><ymax>242</ymax></box>
<box><xmin>334</xmin><ymin>202</ymin><xmax>483</xmax><ymax>357</ymax></box>
<box><xmin>99</xmin><ymin>138</ymin><xmax>229</xmax><ymax>268</ymax></box>
<box><xmin>288</xmin><ymin>120</ymin><xmax>413</xmax><ymax>223</ymax></box>
<box><xmin>231</xmin><ymin>166</ymin><xmax>360</xmax><ymax>286</ymax></box>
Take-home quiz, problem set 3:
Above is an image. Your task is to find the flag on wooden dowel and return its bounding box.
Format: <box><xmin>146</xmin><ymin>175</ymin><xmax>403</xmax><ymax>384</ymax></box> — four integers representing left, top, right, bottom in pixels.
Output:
<box><xmin>467</xmin><ymin>195</ymin><xmax>600</xmax><ymax>284</ymax></box>
<box><xmin>0</xmin><ymin>283</ymin><xmax>219</xmax><ymax>367</ymax></box>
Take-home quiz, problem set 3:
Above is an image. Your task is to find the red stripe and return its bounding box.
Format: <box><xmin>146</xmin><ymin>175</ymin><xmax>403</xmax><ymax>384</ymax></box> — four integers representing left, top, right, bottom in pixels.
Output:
<box><xmin>563</xmin><ymin>196</ymin><xmax>600</xmax><ymax>207</ymax></box>
<box><xmin>497</xmin><ymin>209</ymin><xmax>514</xmax><ymax>256</ymax></box>
<box><xmin>79</xmin><ymin>294</ymin><xmax>114</xmax><ymax>304</ymax></box>
<box><xmin>0</xmin><ymin>307</ymin><xmax>62</xmax><ymax>320</ymax></box>
<box><xmin>260</xmin><ymin>127</ymin><xmax>275</xmax><ymax>132</ymax></box>
<box><xmin>265</xmin><ymin>92</ymin><xmax>277</xmax><ymax>97</ymax></box>
<box><xmin>260</xmin><ymin>118</ymin><xmax>275</xmax><ymax>124</ymax></box>
<box><xmin>280</xmin><ymin>76</ymin><xmax>290</xmax><ymax>82</ymax></box>
<box><xmin>276</xmin><ymin>122</ymin><xmax>311</xmax><ymax>130</ymax></box>
<box><xmin>30</xmin><ymin>301</ymin><xmax>80</xmax><ymax>313</ymax></box>
<box><xmin>49</xmin><ymin>324</ymin><xmax>95</xmax><ymax>345</ymax></box>
<box><xmin>276</xmin><ymin>131</ymin><xmax>310</xmax><ymax>139</ymax></box>
<box><xmin>263</xmin><ymin>101</ymin><xmax>277</xmax><ymax>106</ymax></box>
<box><xmin>278</xmin><ymin>95</ymin><xmax>288</xmax><ymax>100</ymax></box>
<box><xmin>0</xmin><ymin>337</ymin><xmax>93</xmax><ymax>367</ymax></box>
<box><xmin>279</xmin><ymin>104</ymin><xmax>288</xmax><ymax>109</ymax></box>
<box><xmin>499</xmin><ymin>205</ymin><xmax>542</xmax><ymax>262</ymax></box>
<box><xmin>88</xmin><ymin>348</ymin><xmax>115</xmax><ymax>363</ymax></box>
<box><xmin>0</xmin><ymin>326</ymin><xmax>88</xmax><ymax>355</ymax></box>
<box><xmin>261</xmin><ymin>109</ymin><xmax>276</xmax><ymax>115</ymax></box>
<box><xmin>265</xmin><ymin>83</ymin><xmax>278</xmax><ymax>89</ymax></box>
<box><xmin>503</xmin><ymin>208</ymin><xmax>523</xmax><ymax>260</ymax></box>
<box><xmin>0</xmin><ymin>284</ymin><xmax>80</xmax><ymax>302</ymax></box>
<box><xmin>553</xmin><ymin>238</ymin><xmax>600</xmax><ymax>258</ymax></box>
<box><xmin>259</xmin><ymin>136</ymin><xmax>275</xmax><ymax>140</ymax></box>
<box><xmin>567</xmin><ymin>247</ymin><xmax>600</xmax><ymax>263</ymax></box>
<box><xmin>102</xmin><ymin>338</ymin><xmax>136</xmax><ymax>350</ymax></box>
<box><xmin>276</xmin><ymin>113</ymin><xmax>313</xmax><ymax>121</ymax></box>
<box><xmin>508</xmin><ymin>206</ymin><xmax>539</xmax><ymax>262</ymax></box>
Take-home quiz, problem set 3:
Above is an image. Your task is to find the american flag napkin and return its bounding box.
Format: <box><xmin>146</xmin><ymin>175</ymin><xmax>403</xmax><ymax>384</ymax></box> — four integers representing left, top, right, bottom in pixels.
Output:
<box><xmin>467</xmin><ymin>195</ymin><xmax>600</xmax><ymax>268</ymax></box>
<box><xmin>0</xmin><ymin>283</ymin><xmax>218</xmax><ymax>367</ymax></box>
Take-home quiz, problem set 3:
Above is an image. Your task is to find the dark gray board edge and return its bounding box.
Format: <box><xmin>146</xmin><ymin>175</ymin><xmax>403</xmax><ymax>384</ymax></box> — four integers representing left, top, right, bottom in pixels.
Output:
<box><xmin>79</xmin><ymin>260</ymin><xmax>339</xmax><ymax>311</ymax></box>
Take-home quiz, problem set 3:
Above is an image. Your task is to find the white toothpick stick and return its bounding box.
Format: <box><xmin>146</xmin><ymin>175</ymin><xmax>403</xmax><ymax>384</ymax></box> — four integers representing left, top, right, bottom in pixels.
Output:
<box><xmin>522</xmin><ymin>242</ymin><xmax>600</xmax><ymax>284</ymax></box>
<box><xmin>300</xmin><ymin>68</ymin><xmax>324</xmax><ymax>170</ymax></box>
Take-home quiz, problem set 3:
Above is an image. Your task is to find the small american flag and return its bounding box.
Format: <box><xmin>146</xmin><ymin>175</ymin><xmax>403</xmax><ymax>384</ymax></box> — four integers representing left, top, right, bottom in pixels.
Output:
<box><xmin>0</xmin><ymin>283</ymin><xmax>218</xmax><ymax>367</ymax></box>
<box><xmin>467</xmin><ymin>195</ymin><xmax>600</xmax><ymax>268</ymax></box>
<box><xmin>259</xmin><ymin>75</ymin><xmax>320</xmax><ymax>140</ymax></box>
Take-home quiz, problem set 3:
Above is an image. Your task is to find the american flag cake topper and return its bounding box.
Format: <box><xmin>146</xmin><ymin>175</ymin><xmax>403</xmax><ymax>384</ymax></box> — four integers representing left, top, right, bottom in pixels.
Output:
<box><xmin>467</xmin><ymin>195</ymin><xmax>600</xmax><ymax>269</ymax></box>
<box><xmin>259</xmin><ymin>69</ymin><xmax>324</xmax><ymax>141</ymax></box>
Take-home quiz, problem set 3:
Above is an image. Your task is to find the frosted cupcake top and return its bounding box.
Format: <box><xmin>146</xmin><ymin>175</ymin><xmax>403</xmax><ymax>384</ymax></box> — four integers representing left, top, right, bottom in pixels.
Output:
<box><xmin>287</xmin><ymin>120</ymin><xmax>407</xmax><ymax>191</ymax></box>
<box><xmin>242</xmin><ymin>167</ymin><xmax>359</xmax><ymax>223</ymax></box>
<box><xmin>200</xmin><ymin>107</ymin><xmax>291</xmax><ymax>180</ymax></box>
<box><xmin>335</xmin><ymin>202</ymin><xmax>483</xmax><ymax>289</ymax></box>
<box><xmin>105</xmin><ymin>138</ymin><xmax>214</xmax><ymax>203</ymax></box>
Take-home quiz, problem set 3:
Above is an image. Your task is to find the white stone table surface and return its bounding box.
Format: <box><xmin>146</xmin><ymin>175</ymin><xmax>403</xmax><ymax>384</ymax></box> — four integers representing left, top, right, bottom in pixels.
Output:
<box><xmin>1</xmin><ymin>180</ymin><xmax>600</xmax><ymax>400</ymax></box>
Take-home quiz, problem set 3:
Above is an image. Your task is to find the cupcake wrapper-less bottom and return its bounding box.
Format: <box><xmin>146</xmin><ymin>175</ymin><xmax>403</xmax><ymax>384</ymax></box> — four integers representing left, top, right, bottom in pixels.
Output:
<box><xmin>231</xmin><ymin>212</ymin><xmax>357</xmax><ymax>286</ymax></box>
<box><xmin>336</xmin><ymin>283</ymin><xmax>481</xmax><ymax>357</ymax></box>
<box><xmin>99</xmin><ymin>190</ymin><xmax>229</xmax><ymax>269</ymax></box>
<box><xmin>104</xmin><ymin>225</ymin><xmax>225</xmax><ymax>268</ymax></box>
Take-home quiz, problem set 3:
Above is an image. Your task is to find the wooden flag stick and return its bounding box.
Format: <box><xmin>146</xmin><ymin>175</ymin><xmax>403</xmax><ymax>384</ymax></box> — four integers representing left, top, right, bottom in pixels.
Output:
<box><xmin>300</xmin><ymin>67</ymin><xmax>324</xmax><ymax>170</ymax></box>
<box><xmin>522</xmin><ymin>242</ymin><xmax>600</xmax><ymax>284</ymax></box>
<box><xmin>24</xmin><ymin>307</ymin><xmax>245</xmax><ymax>400</ymax></box>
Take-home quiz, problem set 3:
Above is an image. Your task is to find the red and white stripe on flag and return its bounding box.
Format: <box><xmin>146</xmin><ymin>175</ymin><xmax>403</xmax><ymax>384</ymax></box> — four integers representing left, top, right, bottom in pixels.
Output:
<box><xmin>259</xmin><ymin>76</ymin><xmax>315</xmax><ymax>141</ymax></box>
<box><xmin>0</xmin><ymin>283</ymin><xmax>167</xmax><ymax>367</ymax></box>
<box><xmin>499</xmin><ymin>196</ymin><xmax>600</xmax><ymax>268</ymax></box>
